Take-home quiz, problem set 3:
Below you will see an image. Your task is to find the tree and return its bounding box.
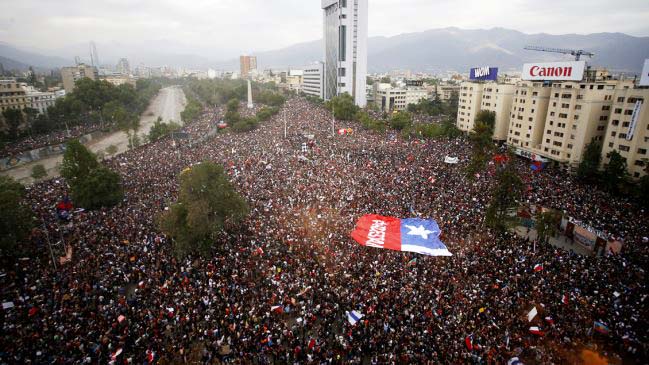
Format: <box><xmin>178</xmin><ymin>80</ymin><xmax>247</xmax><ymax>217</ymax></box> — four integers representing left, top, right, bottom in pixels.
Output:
<box><xmin>602</xmin><ymin>150</ymin><xmax>628</xmax><ymax>193</ymax></box>
<box><xmin>389</xmin><ymin>112</ymin><xmax>412</xmax><ymax>131</ymax></box>
<box><xmin>2</xmin><ymin>108</ymin><xmax>24</xmax><ymax>140</ymax></box>
<box><xmin>158</xmin><ymin>161</ymin><xmax>249</xmax><ymax>257</ymax></box>
<box><xmin>31</xmin><ymin>164</ymin><xmax>47</xmax><ymax>180</ymax></box>
<box><xmin>485</xmin><ymin>156</ymin><xmax>523</xmax><ymax>233</ymax></box>
<box><xmin>636</xmin><ymin>174</ymin><xmax>649</xmax><ymax>208</ymax></box>
<box><xmin>356</xmin><ymin>111</ymin><xmax>386</xmax><ymax>133</ymax></box>
<box><xmin>535</xmin><ymin>210</ymin><xmax>561</xmax><ymax>244</ymax></box>
<box><xmin>72</xmin><ymin>166</ymin><xmax>123</xmax><ymax>209</ymax></box>
<box><xmin>466</xmin><ymin>121</ymin><xmax>495</xmax><ymax>177</ymax></box>
<box><xmin>0</xmin><ymin>176</ymin><xmax>34</xmax><ymax>254</ymax></box>
<box><xmin>577</xmin><ymin>141</ymin><xmax>602</xmax><ymax>183</ymax></box>
<box><xmin>60</xmin><ymin>140</ymin><xmax>99</xmax><ymax>186</ymax></box>
<box><xmin>149</xmin><ymin>120</ymin><xmax>181</xmax><ymax>142</ymax></box>
<box><xmin>326</xmin><ymin>93</ymin><xmax>358</xmax><ymax>120</ymax></box>
<box><xmin>106</xmin><ymin>144</ymin><xmax>118</xmax><ymax>156</ymax></box>
<box><xmin>24</xmin><ymin>108</ymin><xmax>39</xmax><ymax>133</ymax></box>
<box><xmin>225</xmin><ymin>110</ymin><xmax>241</xmax><ymax>125</ymax></box>
<box><xmin>60</xmin><ymin>140</ymin><xmax>122</xmax><ymax>209</ymax></box>
<box><xmin>28</xmin><ymin>66</ymin><xmax>37</xmax><ymax>86</ymax></box>
<box><xmin>232</xmin><ymin>117</ymin><xmax>259</xmax><ymax>133</ymax></box>
<box><xmin>445</xmin><ymin>91</ymin><xmax>459</xmax><ymax>115</ymax></box>
<box><xmin>181</xmin><ymin>97</ymin><xmax>202</xmax><ymax>123</ymax></box>
<box><xmin>227</xmin><ymin>98</ymin><xmax>240</xmax><ymax>113</ymax></box>
<box><xmin>474</xmin><ymin>110</ymin><xmax>496</xmax><ymax>134</ymax></box>
<box><xmin>256</xmin><ymin>107</ymin><xmax>279</xmax><ymax>122</ymax></box>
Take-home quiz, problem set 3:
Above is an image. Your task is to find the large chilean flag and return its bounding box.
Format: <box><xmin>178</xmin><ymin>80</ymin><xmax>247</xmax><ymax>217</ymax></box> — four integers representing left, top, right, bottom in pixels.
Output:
<box><xmin>351</xmin><ymin>214</ymin><xmax>452</xmax><ymax>256</ymax></box>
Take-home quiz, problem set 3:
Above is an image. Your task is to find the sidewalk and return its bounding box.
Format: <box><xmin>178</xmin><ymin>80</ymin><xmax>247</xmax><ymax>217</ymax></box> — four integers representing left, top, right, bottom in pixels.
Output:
<box><xmin>514</xmin><ymin>226</ymin><xmax>593</xmax><ymax>256</ymax></box>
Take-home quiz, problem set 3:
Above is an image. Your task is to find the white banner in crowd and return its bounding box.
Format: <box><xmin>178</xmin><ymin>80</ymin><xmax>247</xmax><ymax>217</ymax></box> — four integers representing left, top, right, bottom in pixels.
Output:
<box><xmin>444</xmin><ymin>156</ymin><xmax>459</xmax><ymax>164</ymax></box>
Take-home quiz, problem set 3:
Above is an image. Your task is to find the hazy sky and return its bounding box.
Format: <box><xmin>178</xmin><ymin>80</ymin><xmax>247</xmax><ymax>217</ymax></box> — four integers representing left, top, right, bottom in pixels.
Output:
<box><xmin>2</xmin><ymin>0</ymin><xmax>649</xmax><ymax>55</ymax></box>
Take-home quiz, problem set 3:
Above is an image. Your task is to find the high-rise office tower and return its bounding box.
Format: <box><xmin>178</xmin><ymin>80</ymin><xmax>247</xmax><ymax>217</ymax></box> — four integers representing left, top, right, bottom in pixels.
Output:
<box><xmin>116</xmin><ymin>58</ymin><xmax>131</xmax><ymax>75</ymax></box>
<box><xmin>321</xmin><ymin>0</ymin><xmax>368</xmax><ymax>107</ymax></box>
<box><xmin>90</xmin><ymin>41</ymin><xmax>100</xmax><ymax>67</ymax></box>
<box><xmin>240</xmin><ymin>55</ymin><xmax>257</xmax><ymax>79</ymax></box>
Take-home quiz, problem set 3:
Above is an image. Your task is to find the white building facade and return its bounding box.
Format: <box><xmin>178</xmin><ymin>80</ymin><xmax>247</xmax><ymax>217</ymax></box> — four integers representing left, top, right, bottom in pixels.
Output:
<box><xmin>321</xmin><ymin>0</ymin><xmax>368</xmax><ymax>107</ymax></box>
<box><xmin>301</xmin><ymin>62</ymin><xmax>325</xmax><ymax>99</ymax></box>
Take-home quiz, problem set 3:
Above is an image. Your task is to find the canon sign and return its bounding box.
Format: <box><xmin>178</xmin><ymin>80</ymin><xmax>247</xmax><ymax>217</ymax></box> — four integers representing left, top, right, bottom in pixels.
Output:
<box><xmin>522</xmin><ymin>61</ymin><xmax>586</xmax><ymax>81</ymax></box>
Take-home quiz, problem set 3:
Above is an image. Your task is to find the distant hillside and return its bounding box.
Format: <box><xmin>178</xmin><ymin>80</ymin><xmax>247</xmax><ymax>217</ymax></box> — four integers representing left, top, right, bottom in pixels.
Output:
<box><xmin>2</xmin><ymin>28</ymin><xmax>648</xmax><ymax>74</ymax></box>
<box><xmin>0</xmin><ymin>42</ymin><xmax>70</xmax><ymax>69</ymax></box>
<box><xmin>220</xmin><ymin>27</ymin><xmax>649</xmax><ymax>74</ymax></box>
<box><xmin>0</xmin><ymin>55</ymin><xmax>30</xmax><ymax>72</ymax></box>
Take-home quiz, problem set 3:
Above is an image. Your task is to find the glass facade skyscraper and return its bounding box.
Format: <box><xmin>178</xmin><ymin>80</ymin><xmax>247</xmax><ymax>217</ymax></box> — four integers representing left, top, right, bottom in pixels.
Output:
<box><xmin>321</xmin><ymin>0</ymin><xmax>368</xmax><ymax>107</ymax></box>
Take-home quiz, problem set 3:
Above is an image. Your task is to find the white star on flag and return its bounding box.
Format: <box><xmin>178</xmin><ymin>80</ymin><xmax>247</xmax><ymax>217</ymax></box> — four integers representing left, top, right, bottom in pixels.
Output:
<box><xmin>405</xmin><ymin>225</ymin><xmax>435</xmax><ymax>239</ymax></box>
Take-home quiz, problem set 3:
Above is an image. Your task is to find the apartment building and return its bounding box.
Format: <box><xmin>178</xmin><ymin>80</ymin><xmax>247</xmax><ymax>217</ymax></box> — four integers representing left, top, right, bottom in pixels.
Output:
<box><xmin>436</xmin><ymin>83</ymin><xmax>461</xmax><ymax>102</ymax></box>
<box><xmin>0</xmin><ymin>79</ymin><xmax>28</xmax><ymax>114</ymax></box>
<box><xmin>23</xmin><ymin>85</ymin><xmax>57</xmax><ymax>114</ymax></box>
<box><xmin>61</xmin><ymin>64</ymin><xmax>98</xmax><ymax>92</ymax></box>
<box><xmin>457</xmin><ymin>82</ymin><xmax>484</xmax><ymax>133</ymax></box>
<box><xmin>457</xmin><ymin>81</ymin><xmax>516</xmax><ymax>141</ymax></box>
<box><xmin>483</xmin><ymin>83</ymin><xmax>516</xmax><ymax>141</ymax></box>
<box><xmin>601</xmin><ymin>87</ymin><xmax>649</xmax><ymax>178</ymax></box>
<box><xmin>537</xmin><ymin>80</ymin><xmax>621</xmax><ymax>165</ymax></box>
<box><xmin>506</xmin><ymin>81</ymin><xmax>553</xmax><ymax>152</ymax></box>
<box><xmin>375</xmin><ymin>84</ymin><xmax>427</xmax><ymax>112</ymax></box>
<box><xmin>100</xmin><ymin>74</ymin><xmax>137</xmax><ymax>88</ymax></box>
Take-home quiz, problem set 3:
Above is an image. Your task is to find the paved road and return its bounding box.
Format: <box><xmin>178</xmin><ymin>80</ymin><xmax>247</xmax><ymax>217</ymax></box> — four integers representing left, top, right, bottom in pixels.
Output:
<box><xmin>0</xmin><ymin>86</ymin><xmax>186</xmax><ymax>184</ymax></box>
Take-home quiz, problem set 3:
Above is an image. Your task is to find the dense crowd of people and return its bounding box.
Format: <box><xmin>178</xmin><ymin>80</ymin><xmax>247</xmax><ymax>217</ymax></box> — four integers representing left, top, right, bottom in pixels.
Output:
<box><xmin>1</xmin><ymin>123</ymin><xmax>102</xmax><ymax>159</ymax></box>
<box><xmin>1</xmin><ymin>96</ymin><xmax>647</xmax><ymax>364</ymax></box>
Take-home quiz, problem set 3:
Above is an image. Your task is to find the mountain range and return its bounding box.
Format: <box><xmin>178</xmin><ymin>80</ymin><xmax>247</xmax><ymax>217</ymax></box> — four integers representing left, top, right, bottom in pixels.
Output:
<box><xmin>1</xmin><ymin>27</ymin><xmax>648</xmax><ymax>75</ymax></box>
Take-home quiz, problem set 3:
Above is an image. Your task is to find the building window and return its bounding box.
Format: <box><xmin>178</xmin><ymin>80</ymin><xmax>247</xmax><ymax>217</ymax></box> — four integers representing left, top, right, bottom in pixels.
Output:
<box><xmin>340</xmin><ymin>0</ymin><xmax>347</xmax><ymax>7</ymax></box>
<box><xmin>619</xmin><ymin>145</ymin><xmax>630</xmax><ymax>152</ymax></box>
<box><xmin>617</xmin><ymin>97</ymin><xmax>624</xmax><ymax>102</ymax></box>
<box><xmin>339</xmin><ymin>25</ymin><xmax>346</xmax><ymax>61</ymax></box>
<box><xmin>637</xmin><ymin>148</ymin><xmax>646</xmax><ymax>155</ymax></box>
<box><xmin>338</xmin><ymin>68</ymin><xmax>346</xmax><ymax>77</ymax></box>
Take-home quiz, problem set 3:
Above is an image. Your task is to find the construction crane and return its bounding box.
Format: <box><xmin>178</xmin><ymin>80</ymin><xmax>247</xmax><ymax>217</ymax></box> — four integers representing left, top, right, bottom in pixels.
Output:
<box><xmin>524</xmin><ymin>46</ymin><xmax>594</xmax><ymax>61</ymax></box>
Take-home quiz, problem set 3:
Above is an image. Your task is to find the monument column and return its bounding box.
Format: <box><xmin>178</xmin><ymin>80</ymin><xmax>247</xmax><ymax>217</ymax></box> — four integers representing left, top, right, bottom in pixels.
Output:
<box><xmin>247</xmin><ymin>79</ymin><xmax>254</xmax><ymax>109</ymax></box>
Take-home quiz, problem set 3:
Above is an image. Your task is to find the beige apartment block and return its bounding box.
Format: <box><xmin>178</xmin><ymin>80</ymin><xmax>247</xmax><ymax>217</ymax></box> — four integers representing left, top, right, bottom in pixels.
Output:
<box><xmin>436</xmin><ymin>83</ymin><xmax>461</xmax><ymax>101</ymax></box>
<box><xmin>101</xmin><ymin>75</ymin><xmax>137</xmax><ymax>88</ymax></box>
<box><xmin>457</xmin><ymin>82</ymin><xmax>484</xmax><ymax>133</ymax></box>
<box><xmin>61</xmin><ymin>64</ymin><xmax>98</xmax><ymax>93</ymax></box>
<box><xmin>481</xmin><ymin>83</ymin><xmax>516</xmax><ymax>141</ymax></box>
<box><xmin>601</xmin><ymin>87</ymin><xmax>649</xmax><ymax>179</ymax></box>
<box><xmin>0</xmin><ymin>79</ymin><xmax>28</xmax><ymax>114</ymax></box>
<box><xmin>506</xmin><ymin>81</ymin><xmax>552</xmax><ymax>151</ymax></box>
<box><xmin>537</xmin><ymin>80</ymin><xmax>621</xmax><ymax>165</ymax></box>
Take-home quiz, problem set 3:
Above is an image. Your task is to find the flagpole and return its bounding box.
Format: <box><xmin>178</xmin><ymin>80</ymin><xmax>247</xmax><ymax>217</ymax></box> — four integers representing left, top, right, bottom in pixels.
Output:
<box><xmin>332</xmin><ymin>103</ymin><xmax>335</xmax><ymax>137</ymax></box>
<box><xmin>43</xmin><ymin>223</ymin><xmax>57</xmax><ymax>270</ymax></box>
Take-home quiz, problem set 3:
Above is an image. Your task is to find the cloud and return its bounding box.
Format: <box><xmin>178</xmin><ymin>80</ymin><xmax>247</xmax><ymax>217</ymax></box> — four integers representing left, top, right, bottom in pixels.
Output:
<box><xmin>1</xmin><ymin>0</ymin><xmax>648</xmax><ymax>60</ymax></box>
